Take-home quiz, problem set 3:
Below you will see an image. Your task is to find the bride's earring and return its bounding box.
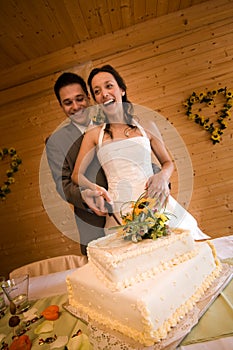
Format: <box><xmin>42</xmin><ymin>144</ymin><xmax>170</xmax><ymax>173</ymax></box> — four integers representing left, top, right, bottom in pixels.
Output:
<box><xmin>122</xmin><ymin>91</ymin><xmax>125</xmax><ymax>96</ymax></box>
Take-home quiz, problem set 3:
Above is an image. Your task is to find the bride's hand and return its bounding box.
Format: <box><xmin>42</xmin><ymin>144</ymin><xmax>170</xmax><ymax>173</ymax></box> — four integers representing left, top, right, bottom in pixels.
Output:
<box><xmin>145</xmin><ymin>173</ymin><xmax>170</xmax><ymax>206</ymax></box>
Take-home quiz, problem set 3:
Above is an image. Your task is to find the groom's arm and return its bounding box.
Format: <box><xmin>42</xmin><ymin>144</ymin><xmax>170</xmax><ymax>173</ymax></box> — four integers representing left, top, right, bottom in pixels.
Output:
<box><xmin>46</xmin><ymin>133</ymin><xmax>88</xmax><ymax>211</ymax></box>
<box><xmin>62</xmin><ymin>138</ymin><xmax>109</xmax><ymax>213</ymax></box>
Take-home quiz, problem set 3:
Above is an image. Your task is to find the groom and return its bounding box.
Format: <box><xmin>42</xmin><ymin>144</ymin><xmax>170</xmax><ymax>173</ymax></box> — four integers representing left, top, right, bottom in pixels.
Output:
<box><xmin>46</xmin><ymin>72</ymin><xmax>109</xmax><ymax>255</ymax></box>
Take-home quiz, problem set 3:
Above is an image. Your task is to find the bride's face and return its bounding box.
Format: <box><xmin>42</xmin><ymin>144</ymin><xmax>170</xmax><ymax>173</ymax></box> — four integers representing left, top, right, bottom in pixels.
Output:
<box><xmin>91</xmin><ymin>72</ymin><xmax>125</xmax><ymax>119</ymax></box>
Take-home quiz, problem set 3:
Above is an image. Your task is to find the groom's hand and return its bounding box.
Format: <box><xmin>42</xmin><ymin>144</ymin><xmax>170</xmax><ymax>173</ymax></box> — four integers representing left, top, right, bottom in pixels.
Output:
<box><xmin>81</xmin><ymin>188</ymin><xmax>112</xmax><ymax>216</ymax></box>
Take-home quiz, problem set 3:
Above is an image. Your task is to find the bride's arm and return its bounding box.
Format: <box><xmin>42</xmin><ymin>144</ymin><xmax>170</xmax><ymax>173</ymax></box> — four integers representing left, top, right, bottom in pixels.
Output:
<box><xmin>72</xmin><ymin>126</ymin><xmax>113</xmax><ymax>213</ymax></box>
<box><xmin>146</xmin><ymin>129</ymin><xmax>174</xmax><ymax>199</ymax></box>
<box><xmin>71</xmin><ymin>127</ymin><xmax>112</xmax><ymax>202</ymax></box>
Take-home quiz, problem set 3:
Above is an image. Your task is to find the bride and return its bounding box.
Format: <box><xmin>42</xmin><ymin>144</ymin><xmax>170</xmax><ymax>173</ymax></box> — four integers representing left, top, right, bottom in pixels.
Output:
<box><xmin>72</xmin><ymin>65</ymin><xmax>209</xmax><ymax>240</ymax></box>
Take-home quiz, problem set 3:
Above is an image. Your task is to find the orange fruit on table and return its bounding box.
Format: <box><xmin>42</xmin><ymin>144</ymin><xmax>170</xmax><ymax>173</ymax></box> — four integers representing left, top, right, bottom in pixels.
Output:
<box><xmin>9</xmin><ymin>334</ymin><xmax>32</xmax><ymax>350</ymax></box>
<box><xmin>41</xmin><ymin>305</ymin><xmax>59</xmax><ymax>320</ymax></box>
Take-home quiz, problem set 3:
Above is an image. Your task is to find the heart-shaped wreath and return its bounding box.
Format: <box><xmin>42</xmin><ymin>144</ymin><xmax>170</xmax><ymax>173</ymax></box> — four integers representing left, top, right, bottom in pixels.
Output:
<box><xmin>183</xmin><ymin>87</ymin><xmax>232</xmax><ymax>144</ymax></box>
<box><xmin>0</xmin><ymin>147</ymin><xmax>22</xmax><ymax>200</ymax></box>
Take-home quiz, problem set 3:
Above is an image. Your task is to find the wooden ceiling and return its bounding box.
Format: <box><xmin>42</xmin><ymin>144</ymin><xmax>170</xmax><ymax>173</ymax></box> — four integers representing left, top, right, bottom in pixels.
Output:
<box><xmin>0</xmin><ymin>0</ymin><xmax>207</xmax><ymax>72</ymax></box>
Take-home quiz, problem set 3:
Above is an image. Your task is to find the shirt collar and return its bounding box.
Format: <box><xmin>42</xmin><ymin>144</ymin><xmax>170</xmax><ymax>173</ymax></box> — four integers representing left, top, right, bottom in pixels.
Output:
<box><xmin>72</xmin><ymin>120</ymin><xmax>93</xmax><ymax>134</ymax></box>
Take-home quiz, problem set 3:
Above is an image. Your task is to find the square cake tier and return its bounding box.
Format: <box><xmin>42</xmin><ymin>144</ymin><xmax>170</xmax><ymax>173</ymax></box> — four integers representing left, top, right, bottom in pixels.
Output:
<box><xmin>87</xmin><ymin>228</ymin><xmax>194</xmax><ymax>291</ymax></box>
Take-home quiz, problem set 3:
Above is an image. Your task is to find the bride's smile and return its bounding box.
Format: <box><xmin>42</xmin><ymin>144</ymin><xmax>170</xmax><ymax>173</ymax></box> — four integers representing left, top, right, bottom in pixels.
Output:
<box><xmin>91</xmin><ymin>72</ymin><xmax>125</xmax><ymax>119</ymax></box>
<box><xmin>103</xmin><ymin>98</ymin><xmax>115</xmax><ymax>106</ymax></box>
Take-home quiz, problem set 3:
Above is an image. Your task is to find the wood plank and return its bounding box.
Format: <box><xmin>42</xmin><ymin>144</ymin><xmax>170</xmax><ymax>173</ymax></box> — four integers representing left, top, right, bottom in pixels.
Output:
<box><xmin>78</xmin><ymin>0</ymin><xmax>106</xmax><ymax>37</ymax></box>
<box><xmin>156</xmin><ymin>0</ymin><xmax>169</xmax><ymax>16</ymax></box>
<box><xmin>120</xmin><ymin>0</ymin><xmax>133</xmax><ymax>27</ymax></box>
<box><xmin>63</xmin><ymin>0</ymin><xmax>90</xmax><ymax>40</ymax></box>
<box><xmin>180</xmin><ymin>0</ymin><xmax>192</xmax><ymax>9</ymax></box>
<box><xmin>107</xmin><ymin>0</ymin><xmax>123</xmax><ymax>31</ymax></box>
<box><xmin>133</xmin><ymin>0</ymin><xmax>146</xmax><ymax>22</ymax></box>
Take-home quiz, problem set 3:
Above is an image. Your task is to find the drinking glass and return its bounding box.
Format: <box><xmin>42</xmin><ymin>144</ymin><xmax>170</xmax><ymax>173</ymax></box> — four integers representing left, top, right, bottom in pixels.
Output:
<box><xmin>2</xmin><ymin>274</ymin><xmax>30</xmax><ymax>314</ymax></box>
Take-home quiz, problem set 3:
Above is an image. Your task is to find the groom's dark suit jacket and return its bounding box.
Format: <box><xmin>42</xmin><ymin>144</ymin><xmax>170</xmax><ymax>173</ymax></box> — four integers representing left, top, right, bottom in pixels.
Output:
<box><xmin>46</xmin><ymin>122</ymin><xmax>107</xmax><ymax>253</ymax></box>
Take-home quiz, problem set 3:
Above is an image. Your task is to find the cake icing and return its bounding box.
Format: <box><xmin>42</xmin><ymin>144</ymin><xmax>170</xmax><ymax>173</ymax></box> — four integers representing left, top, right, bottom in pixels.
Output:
<box><xmin>67</xmin><ymin>232</ymin><xmax>221</xmax><ymax>346</ymax></box>
<box><xmin>87</xmin><ymin>229</ymin><xmax>195</xmax><ymax>291</ymax></box>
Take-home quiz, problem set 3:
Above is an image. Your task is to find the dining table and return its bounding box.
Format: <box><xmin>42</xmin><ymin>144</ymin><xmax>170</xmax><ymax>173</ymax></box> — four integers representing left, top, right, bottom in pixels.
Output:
<box><xmin>0</xmin><ymin>235</ymin><xmax>232</xmax><ymax>350</ymax></box>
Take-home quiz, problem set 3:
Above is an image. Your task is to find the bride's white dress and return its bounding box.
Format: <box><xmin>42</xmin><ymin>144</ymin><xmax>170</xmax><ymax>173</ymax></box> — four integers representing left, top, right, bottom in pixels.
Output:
<box><xmin>97</xmin><ymin>123</ymin><xmax>209</xmax><ymax>240</ymax></box>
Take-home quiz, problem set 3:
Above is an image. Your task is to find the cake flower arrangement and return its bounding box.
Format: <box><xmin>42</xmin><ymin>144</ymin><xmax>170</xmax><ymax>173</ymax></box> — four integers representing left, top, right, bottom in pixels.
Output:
<box><xmin>183</xmin><ymin>87</ymin><xmax>232</xmax><ymax>144</ymax></box>
<box><xmin>0</xmin><ymin>147</ymin><xmax>22</xmax><ymax>200</ymax></box>
<box><xmin>114</xmin><ymin>192</ymin><xmax>173</xmax><ymax>243</ymax></box>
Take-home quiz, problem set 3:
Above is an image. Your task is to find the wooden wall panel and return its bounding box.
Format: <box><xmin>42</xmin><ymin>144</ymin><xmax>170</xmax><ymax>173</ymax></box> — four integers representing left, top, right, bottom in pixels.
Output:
<box><xmin>0</xmin><ymin>0</ymin><xmax>232</xmax><ymax>277</ymax></box>
<box><xmin>0</xmin><ymin>0</ymin><xmax>232</xmax><ymax>91</ymax></box>
<box><xmin>0</xmin><ymin>0</ymin><xmax>207</xmax><ymax>71</ymax></box>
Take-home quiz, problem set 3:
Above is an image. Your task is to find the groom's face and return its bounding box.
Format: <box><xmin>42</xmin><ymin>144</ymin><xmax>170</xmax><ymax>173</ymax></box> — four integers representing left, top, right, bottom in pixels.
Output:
<box><xmin>59</xmin><ymin>83</ymin><xmax>91</xmax><ymax>126</ymax></box>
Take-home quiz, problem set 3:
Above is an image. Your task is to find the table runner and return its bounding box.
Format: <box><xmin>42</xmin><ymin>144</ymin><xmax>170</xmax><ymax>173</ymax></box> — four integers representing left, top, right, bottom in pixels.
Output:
<box><xmin>0</xmin><ymin>294</ymin><xmax>90</xmax><ymax>350</ymax></box>
<box><xmin>181</xmin><ymin>278</ymin><xmax>233</xmax><ymax>345</ymax></box>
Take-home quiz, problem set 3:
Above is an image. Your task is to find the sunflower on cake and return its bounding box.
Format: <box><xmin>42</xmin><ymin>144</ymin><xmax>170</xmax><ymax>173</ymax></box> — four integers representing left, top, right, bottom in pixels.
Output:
<box><xmin>67</xmin><ymin>193</ymin><xmax>221</xmax><ymax>347</ymax></box>
<box><xmin>112</xmin><ymin>192</ymin><xmax>173</xmax><ymax>243</ymax></box>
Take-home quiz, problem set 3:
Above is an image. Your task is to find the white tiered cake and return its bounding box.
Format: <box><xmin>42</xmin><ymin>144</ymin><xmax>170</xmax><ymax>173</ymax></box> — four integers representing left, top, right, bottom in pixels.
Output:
<box><xmin>66</xmin><ymin>229</ymin><xmax>221</xmax><ymax>347</ymax></box>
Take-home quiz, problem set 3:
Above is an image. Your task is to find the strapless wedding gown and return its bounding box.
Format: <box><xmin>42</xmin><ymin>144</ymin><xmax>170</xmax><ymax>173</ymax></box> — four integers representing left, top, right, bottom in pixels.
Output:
<box><xmin>97</xmin><ymin>124</ymin><xmax>209</xmax><ymax>240</ymax></box>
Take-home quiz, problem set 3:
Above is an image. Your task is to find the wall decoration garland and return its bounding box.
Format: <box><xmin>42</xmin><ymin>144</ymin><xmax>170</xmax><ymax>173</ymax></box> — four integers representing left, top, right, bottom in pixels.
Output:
<box><xmin>183</xmin><ymin>87</ymin><xmax>232</xmax><ymax>144</ymax></box>
<box><xmin>0</xmin><ymin>147</ymin><xmax>22</xmax><ymax>200</ymax></box>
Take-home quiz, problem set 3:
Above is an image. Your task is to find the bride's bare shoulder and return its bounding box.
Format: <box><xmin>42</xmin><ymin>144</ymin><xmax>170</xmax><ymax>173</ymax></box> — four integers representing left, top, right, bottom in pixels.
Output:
<box><xmin>84</xmin><ymin>124</ymin><xmax>103</xmax><ymax>143</ymax></box>
<box><xmin>86</xmin><ymin>123</ymin><xmax>103</xmax><ymax>133</ymax></box>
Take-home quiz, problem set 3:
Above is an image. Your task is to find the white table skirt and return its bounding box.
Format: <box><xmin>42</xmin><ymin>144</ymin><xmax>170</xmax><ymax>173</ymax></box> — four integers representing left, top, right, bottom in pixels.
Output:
<box><xmin>28</xmin><ymin>268</ymin><xmax>76</xmax><ymax>300</ymax></box>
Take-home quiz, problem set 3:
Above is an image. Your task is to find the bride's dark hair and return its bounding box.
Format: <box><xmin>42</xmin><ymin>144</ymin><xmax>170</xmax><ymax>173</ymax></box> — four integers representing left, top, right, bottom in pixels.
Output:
<box><xmin>88</xmin><ymin>65</ymin><xmax>135</xmax><ymax>138</ymax></box>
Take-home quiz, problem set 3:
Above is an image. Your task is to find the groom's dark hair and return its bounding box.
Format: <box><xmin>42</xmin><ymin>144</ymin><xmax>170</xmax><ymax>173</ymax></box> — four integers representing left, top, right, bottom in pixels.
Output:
<box><xmin>54</xmin><ymin>72</ymin><xmax>88</xmax><ymax>105</ymax></box>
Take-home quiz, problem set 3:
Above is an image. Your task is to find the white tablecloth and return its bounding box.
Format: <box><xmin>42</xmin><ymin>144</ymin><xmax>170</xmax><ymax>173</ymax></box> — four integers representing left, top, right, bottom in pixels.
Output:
<box><xmin>209</xmin><ymin>235</ymin><xmax>233</xmax><ymax>260</ymax></box>
<box><xmin>28</xmin><ymin>268</ymin><xmax>76</xmax><ymax>300</ymax></box>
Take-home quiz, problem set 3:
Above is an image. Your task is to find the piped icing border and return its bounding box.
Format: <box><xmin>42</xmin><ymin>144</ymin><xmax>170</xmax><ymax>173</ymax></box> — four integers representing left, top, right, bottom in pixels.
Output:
<box><xmin>89</xmin><ymin>249</ymin><xmax>197</xmax><ymax>292</ymax></box>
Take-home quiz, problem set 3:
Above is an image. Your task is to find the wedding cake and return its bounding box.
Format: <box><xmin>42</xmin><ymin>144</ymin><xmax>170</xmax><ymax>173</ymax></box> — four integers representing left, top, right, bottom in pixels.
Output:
<box><xmin>66</xmin><ymin>228</ymin><xmax>221</xmax><ymax>347</ymax></box>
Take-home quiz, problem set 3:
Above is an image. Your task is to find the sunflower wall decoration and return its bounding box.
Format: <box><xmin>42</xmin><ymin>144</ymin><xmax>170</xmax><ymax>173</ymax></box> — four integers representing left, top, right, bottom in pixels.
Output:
<box><xmin>183</xmin><ymin>87</ymin><xmax>232</xmax><ymax>144</ymax></box>
<box><xmin>0</xmin><ymin>147</ymin><xmax>22</xmax><ymax>200</ymax></box>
